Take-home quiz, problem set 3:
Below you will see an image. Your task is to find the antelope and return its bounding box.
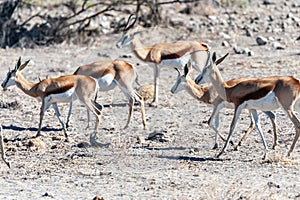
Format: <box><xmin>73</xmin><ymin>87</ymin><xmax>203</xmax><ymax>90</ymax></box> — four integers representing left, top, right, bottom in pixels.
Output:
<box><xmin>171</xmin><ymin>64</ymin><xmax>277</xmax><ymax>150</ymax></box>
<box><xmin>195</xmin><ymin>52</ymin><xmax>300</xmax><ymax>159</ymax></box>
<box><xmin>116</xmin><ymin>14</ymin><xmax>210</xmax><ymax>104</ymax></box>
<box><xmin>72</xmin><ymin>59</ymin><xmax>146</xmax><ymax>129</ymax></box>
<box><xmin>1</xmin><ymin>58</ymin><xmax>102</xmax><ymax>142</ymax></box>
<box><xmin>0</xmin><ymin>126</ymin><xmax>10</xmax><ymax>168</ymax></box>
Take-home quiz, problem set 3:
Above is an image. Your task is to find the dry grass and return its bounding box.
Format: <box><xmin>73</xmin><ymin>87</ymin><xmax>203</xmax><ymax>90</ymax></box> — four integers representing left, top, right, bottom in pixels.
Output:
<box><xmin>137</xmin><ymin>84</ymin><xmax>154</xmax><ymax>103</ymax></box>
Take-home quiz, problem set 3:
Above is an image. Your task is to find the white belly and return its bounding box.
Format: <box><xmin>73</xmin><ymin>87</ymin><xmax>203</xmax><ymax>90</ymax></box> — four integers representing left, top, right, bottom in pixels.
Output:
<box><xmin>160</xmin><ymin>54</ymin><xmax>191</xmax><ymax>68</ymax></box>
<box><xmin>98</xmin><ymin>74</ymin><xmax>116</xmax><ymax>91</ymax></box>
<box><xmin>46</xmin><ymin>87</ymin><xmax>76</xmax><ymax>103</ymax></box>
<box><xmin>242</xmin><ymin>92</ymin><xmax>280</xmax><ymax>111</ymax></box>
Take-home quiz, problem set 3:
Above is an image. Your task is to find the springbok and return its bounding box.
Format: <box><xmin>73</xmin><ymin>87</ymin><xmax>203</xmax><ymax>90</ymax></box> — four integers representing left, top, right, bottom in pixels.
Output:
<box><xmin>116</xmin><ymin>14</ymin><xmax>210</xmax><ymax>104</ymax></box>
<box><xmin>72</xmin><ymin>59</ymin><xmax>146</xmax><ymax>129</ymax></box>
<box><xmin>171</xmin><ymin>64</ymin><xmax>277</xmax><ymax>150</ymax></box>
<box><xmin>195</xmin><ymin>52</ymin><xmax>300</xmax><ymax>159</ymax></box>
<box><xmin>1</xmin><ymin>58</ymin><xmax>102</xmax><ymax>141</ymax></box>
<box><xmin>0</xmin><ymin>126</ymin><xmax>10</xmax><ymax>168</ymax></box>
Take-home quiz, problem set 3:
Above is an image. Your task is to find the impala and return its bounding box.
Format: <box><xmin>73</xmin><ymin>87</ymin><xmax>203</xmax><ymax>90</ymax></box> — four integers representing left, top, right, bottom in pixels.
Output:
<box><xmin>1</xmin><ymin>58</ymin><xmax>102</xmax><ymax>142</ymax></box>
<box><xmin>72</xmin><ymin>59</ymin><xmax>146</xmax><ymax>129</ymax></box>
<box><xmin>195</xmin><ymin>52</ymin><xmax>300</xmax><ymax>158</ymax></box>
<box><xmin>0</xmin><ymin>126</ymin><xmax>10</xmax><ymax>168</ymax></box>
<box><xmin>116</xmin><ymin>14</ymin><xmax>210</xmax><ymax>104</ymax></box>
<box><xmin>171</xmin><ymin>63</ymin><xmax>277</xmax><ymax>150</ymax></box>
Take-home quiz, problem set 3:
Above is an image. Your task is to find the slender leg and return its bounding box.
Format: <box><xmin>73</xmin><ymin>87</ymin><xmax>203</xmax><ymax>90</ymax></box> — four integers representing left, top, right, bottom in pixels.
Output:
<box><xmin>152</xmin><ymin>64</ymin><xmax>160</xmax><ymax>104</ymax></box>
<box><xmin>217</xmin><ymin>106</ymin><xmax>243</xmax><ymax>158</ymax></box>
<box><xmin>285</xmin><ymin>109</ymin><xmax>300</xmax><ymax>156</ymax></box>
<box><xmin>135</xmin><ymin>91</ymin><xmax>146</xmax><ymax>129</ymax></box>
<box><xmin>208</xmin><ymin>102</ymin><xmax>227</xmax><ymax>149</ymax></box>
<box><xmin>235</xmin><ymin>110</ymin><xmax>255</xmax><ymax>151</ymax></box>
<box><xmin>250</xmin><ymin>109</ymin><xmax>268</xmax><ymax>159</ymax></box>
<box><xmin>37</xmin><ymin>99</ymin><xmax>51</xmax><ymax>137</ymax></box>
<box><xmin>0</xmin><ymin>126</ymin><xmax>10</xmax><ymax>168</ymax></box>
<box><xmin>66</xmin><ymin>100</ymin><xmax>73</xmax><ymax>129</ymax></box>
<box><xmin>124</xmin><ymin>97</ymin><xmax>134</xmax><ymax>129</ymax></box>
<box><xmin>86</xmin><ymin>109</ymin><xmax>91</xmax><ymax>129</ymax></box>
<box><xmin>52</xmin><ymin>103</ymin><xmax>68</xmax><ymax>140</ymax></box>
<box><xmin>263</xmin><ymin>111</ymin><xmax>277</xmax><ymax>149</ymax></box>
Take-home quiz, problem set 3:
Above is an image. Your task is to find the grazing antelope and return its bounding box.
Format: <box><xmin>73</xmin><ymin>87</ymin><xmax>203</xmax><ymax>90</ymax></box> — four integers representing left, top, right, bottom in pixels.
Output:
<box><xmin>72</xmin><ymin>59</ymin><xmax>146</xmax><ymax>129</ymax></box>
<box><xmin>1</xmin><ymin>58</ymin><xmax>102</xmax><ymax>141</ymax></box>
<box><xmin>0</xmin><ymin>126</ymin><xmax>10</xmax><ymax>168</ymax></box>
<box><xmin>195</xmin><ymin>52</ymin><xmax>300</xmax><ymax>158</ymax></box>
<box><xmin>116</xmin><ymin>14</ymin><xmax>210</xmax><ymax>104</ymax></box>
<box><xmin>171</xmin><ymin>64</ymin><xmax>277</xmax><ymax>150</ymax></box>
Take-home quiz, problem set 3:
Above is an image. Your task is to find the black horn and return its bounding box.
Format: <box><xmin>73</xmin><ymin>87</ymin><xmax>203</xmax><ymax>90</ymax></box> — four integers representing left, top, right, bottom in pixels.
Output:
<box><xmin>124</xmin><ymin>14</ymin><xmax>137</xmax><ymax>31</ymax></box>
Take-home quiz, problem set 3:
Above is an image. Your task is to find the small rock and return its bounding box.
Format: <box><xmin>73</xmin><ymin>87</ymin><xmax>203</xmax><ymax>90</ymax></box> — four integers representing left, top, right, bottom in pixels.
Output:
<box><xmin>137</xmin><ymin>136</ymin><xmax>146</xmax><ymax>144</ymax></box>
<box><xmin>75</xmin><ymin>142</ymin><xmax>91</xmax><ymax>148</ymax></box>
<box><xmin>233</xmin><ymin>47</ymin><xmax>253</xmax><ymax>56</ymax></box>
<box><xmin>93</xmin><ymin>195</ymin><xmax>105</xmax><ymax>200</ymax></box>
<box><xmin>222</xmin><ymin>41</ymin><xmax>230</xmax><ymax>47</ymax></box>
<box><xmin>52</xmin><ymin>136</ymin><xmax>64</xmax><ymax>141</ymax></box>
<box><xmin>256</xmin><ymin>36</ymin><xmax>268</xmax><ymax>45</ymax></box>
<box><xmin>27</xmin><ymin>138</ymin><xmax>46</xmax><ymax>150</ymax></box>
<box><xmin>272</xmin><ymin>42</ymin><xmax>285</xmax><ymax>50</ymax></box>
<box><xmin>147</xmin><ymin>132</ymin><xmax>169</xmax><ymax>142</ymax></box>
<box><xmin>233</xmin><ymin>47</ymin><xmax>245</xmax><ymax>54</ymax></box>
<box><xmin>263</xmin><ymin>0</ymin><xmax>275</xmax><ymax>5</ymax></box>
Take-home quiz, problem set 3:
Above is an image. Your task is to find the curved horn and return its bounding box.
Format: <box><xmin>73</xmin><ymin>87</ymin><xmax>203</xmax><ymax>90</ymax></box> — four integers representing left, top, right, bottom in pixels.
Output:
<box><xmin>15</xmin><ymin>57</ymin><xmax>21</xmax><ymax>70</ymax></box>
<box><xmin>124</xmin><ymin>14</ymin><xmax>137</xmax><ymax>31</ymax></box>
<box><xmin>174</xmin><ymin>67</ymin><xmax>181</xmax><ymax>76</ymax></box>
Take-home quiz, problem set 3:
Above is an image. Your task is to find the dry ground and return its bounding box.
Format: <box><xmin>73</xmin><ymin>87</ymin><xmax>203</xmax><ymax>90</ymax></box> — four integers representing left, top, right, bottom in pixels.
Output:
<box><xmin>0</xmin><ymin>1</ymin><xmax>300</xmax><ymax>199</ymax></box>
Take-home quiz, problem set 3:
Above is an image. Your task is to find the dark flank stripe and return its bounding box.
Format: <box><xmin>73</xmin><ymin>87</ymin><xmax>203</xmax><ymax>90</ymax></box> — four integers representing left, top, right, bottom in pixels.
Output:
<box><xmin>241</xmin><ymin>85</ymin><xmax>274</xmax><ymax>103</ymax></box>
<box><xmin>45</xmin><ymin>83</ymin><xmax>75</xmax><ymax>96</ymax></box>
<box><xmin>161</xmin><ymin>48</ymin><xmax>189</xmax><ymax>60</ymax></box>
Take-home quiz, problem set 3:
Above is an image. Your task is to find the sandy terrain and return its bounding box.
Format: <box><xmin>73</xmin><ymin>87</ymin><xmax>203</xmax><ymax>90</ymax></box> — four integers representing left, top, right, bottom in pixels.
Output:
<box><xmin>0</xmin><ymin>1</ymin><xmax>300</xmax><ymax>199</ymax></box>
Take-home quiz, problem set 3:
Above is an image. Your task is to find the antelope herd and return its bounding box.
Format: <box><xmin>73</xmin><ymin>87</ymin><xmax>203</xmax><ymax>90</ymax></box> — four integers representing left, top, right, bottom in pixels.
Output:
<box><xmin>0</xmin><ymin>15</ymin><xmax>299</xmax><ymax>167</ymax></box>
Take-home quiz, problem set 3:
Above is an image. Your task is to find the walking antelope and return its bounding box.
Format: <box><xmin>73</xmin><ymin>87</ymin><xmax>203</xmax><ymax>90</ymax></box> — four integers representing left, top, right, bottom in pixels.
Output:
<box><xmin>72</xmin><ymin>59</ymin><xmax>146</xmax><ymax>129</ymax></box>
<box><xmin>195</xmin><ymin>52</ymin><xmax>300</xmax><ymax>158</ymax></box>
<box><xmin>116</xmin><ymin>14</ymin><xmax>210</xmax><ymax>104</ymax></box>
<box><xmin>0</xmin><ymin>126</ymin><xmax>10</xmax><ymax>168</ymax></box>
<box><xmin>1</xmin><ymin>58</ymin><xmax>102</xmax><ymax>141</ymax></box>
<box><xmin>171</xmin><ymin>64</ymin><xmax>277</xmax><ymax>150</ymax></box>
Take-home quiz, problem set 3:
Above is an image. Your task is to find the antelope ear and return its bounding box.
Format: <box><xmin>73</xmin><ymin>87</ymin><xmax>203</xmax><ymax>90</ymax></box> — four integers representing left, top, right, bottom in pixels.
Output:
<box><xmin>212</xmin><ymin>52</ymin><xmax>217</xmax><ymax>63</ymax></box>
<box><xmin>215</xmin><ymin>53</ymin><xmax>229</xmax><ymax>66</ymax></box>
<box><xmin>184</xmin><ymin>64</ymin><xmax>189</xmax><ymax>77</ymax></box>
<box><xmin>18</xmin><ymin>59</ymin><xmax>30</xmax><ymax>71</ymax></box>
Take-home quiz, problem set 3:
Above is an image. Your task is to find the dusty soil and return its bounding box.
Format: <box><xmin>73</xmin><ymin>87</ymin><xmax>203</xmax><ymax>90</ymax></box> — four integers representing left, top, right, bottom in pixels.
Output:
<box><xmin>0</xmin><ymin>1</ymin><xmax>300</xmax><ymax>199</ymax></box>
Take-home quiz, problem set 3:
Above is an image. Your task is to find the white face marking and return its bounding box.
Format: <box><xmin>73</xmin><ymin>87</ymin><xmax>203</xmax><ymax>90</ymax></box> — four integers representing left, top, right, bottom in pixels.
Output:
<box><xmin>1</xmin><ymin>71</ymin><xmax>16</xmax><ymax>90</ymax></box>
<box><xmin>116</xmin><ymin>33</ymin><xmax>133</xmax><ymax>48</ymax></box>
<box><xmin>46</xmin><ymin>87</ymin><xmax>76</xmax><ymax>104</ymax></box>
<box><xmin>98</xmin><ymin>74</ymin><xmax>116</xmax><ymax>91</ymax></box>
<box><xmin>242</xmin><ymin>92</ymin><xmax>280</xmax><ymax>111</ymax></box>
<box><xmin>171</xmin><ymin>77</ymin><xmax>185</xmax><ymax>94</ymax></box>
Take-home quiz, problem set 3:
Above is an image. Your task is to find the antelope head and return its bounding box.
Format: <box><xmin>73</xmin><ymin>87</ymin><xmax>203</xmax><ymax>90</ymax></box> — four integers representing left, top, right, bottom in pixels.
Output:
<box><xmin>194</xmin><ymin>52</ymin><xmax>229</xmax><ymax>85</ymax></box>
<box><xmin>1</xmin><ymin>57</ymin><xmax>30</xmax><ymax>90</ymax></box>
<box><xmin>116</xmin><ymin>14</ymin><xmax>143</xmax><ymax>48</ymax></box>
<box><xmin>171</xmin><ymin>62</ymin><xmax>192</xmax><ymax>94</ymax></box>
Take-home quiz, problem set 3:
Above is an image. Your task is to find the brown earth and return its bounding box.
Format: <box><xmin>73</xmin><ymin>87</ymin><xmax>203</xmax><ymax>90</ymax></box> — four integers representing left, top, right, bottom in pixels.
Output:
<box><xmin>0</xmin><ymin>1</ymin><xmax>300</xmax><ymax>199</ymax></box>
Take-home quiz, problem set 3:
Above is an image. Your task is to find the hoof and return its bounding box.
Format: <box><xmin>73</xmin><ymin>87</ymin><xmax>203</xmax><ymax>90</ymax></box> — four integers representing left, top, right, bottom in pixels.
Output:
<box><xmin>35</xmin><ymin>132</ymin><xmax>44</xmax><ymax>138</ymax></box>
<box><xmin>233</xmin><ymin>146</ymin><xmax>239</xmax><ymax>151</ymax></box>
<box><xmin>212</xmin><ymin>144</ymin><xmax>219</xmax><ymax>150</ymax></box>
